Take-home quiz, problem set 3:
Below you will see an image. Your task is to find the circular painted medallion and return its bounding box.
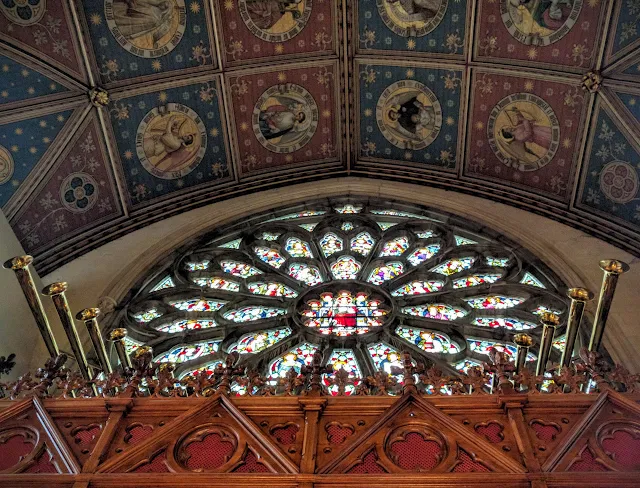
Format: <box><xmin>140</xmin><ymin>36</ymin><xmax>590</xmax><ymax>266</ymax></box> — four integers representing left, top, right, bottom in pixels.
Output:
<box><xmin>376</xmin><ymin>0</ymin><xmax>448</xmax><ymax>37</ymax></box>
<box><xmin>253</xmin><ymin>83</ymin><xmax>318</xmax><ymax>154</ymax></box>
<box><xmin>0</xmin><ymin>145</ymin><xmax>14</xmax><ymax>185</ymax></box>
<box><xmin>376</xmin><ymin>80</ymin><xmax>442</xmax><ymax>150</ymax></box>
<box><xmin>136</xmin><ymin>103</ymin><xmax>207</xmax><ymax>180</ymax></box>
<box><xmin>487</xmin><ymin>93</ymin><xmax>559</xmax><ymax>172</ymax></box>
<box><xmin>0</xmin><ymin>0</ymin><xmax>46</xmax><ymax>26</ymax></box>
<box><xmin>599</xmin><ymin>161</ymin><xmax>639</xmax><ymax>204</ymax></box>
<box><xmin>60</xmin><ymin>173</ymin><xmax>99</xmax><ymax>213</ymax></box>
<box><xmin>500</xmin><ymin>0</ymin><xmax>582</xmax><ymax>46</ymax></box>
<box><xmin>104</xmin><ymin>0</ymin><xmax>186</xmax><ymax>58</ymax></box>
<box><xmin>238</xmin><ymin>0</ymin><xmax>312</xmax><ymax>43</ymax></box>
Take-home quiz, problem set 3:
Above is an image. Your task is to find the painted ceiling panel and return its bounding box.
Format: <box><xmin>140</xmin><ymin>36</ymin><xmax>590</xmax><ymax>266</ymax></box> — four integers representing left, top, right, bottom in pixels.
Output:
<box><xmin>0</xmin><ymin>108</ymin><xmax>75</xmax><ymax>209</ymax></box>
<box><xmin>355</xmin><ymin>0</ymin><xmax>469</xmax><ymax>58</ymax></box>
<box><xmin>356</xmin><ymin>60</ymin><xmax>464</xmax><ymax>171</ymax></box>
<box><xmin>106</xmin><ymin>76</ymin><xmax>232</xmax><ymax>210</ymax></box>
<box><xmin>473</xmin><ymin>0</ymin><xmax>607</xmax><ymax>72</ymax></box>
<box><xmin>80</xmin><ymin>0</ymin><xmax>217</xmax><ymax>86</ymax></box>
<box><xmin>226</xmin><ymin>61</ymin><xmax>340</xmax><ymax>176</ymax></box>
<box><xmin>10</xmin><ymin>114</ymin><xmax>123</xmax><ymax>256</ymax></box>
<box><xmin>214</xmin><ymin>0</ymin><xmax>337</xmax><ymax>66</ymax></box>
<box><xmin>464</xmin><ymin>69</ymin><xmax>587</xmax><ymax>202</ymax></box>
<box><xmin>605</xmin><ymin>0</ymin><xmax>640</xmax><ymax>65</ymax></box>
<box><xmin>0</xmin><ymin>0</ymin><xmax>86</xmax><ymax>81</ymax></box>
<box><xmin>576</xmin><ymin>99</ymin><xmax>640</xmax><ymax>234</ymax></box>
<box><xmin>607</xmin><ymin>86</ymin><xmax>640</xmax><ymax>127</ymax></box>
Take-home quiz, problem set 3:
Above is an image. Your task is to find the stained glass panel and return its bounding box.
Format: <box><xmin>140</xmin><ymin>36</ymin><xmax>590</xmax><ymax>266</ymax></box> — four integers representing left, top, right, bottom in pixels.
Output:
<box><xmin>351</xmin><ymin>232</ymin><xmax>375</xmax><ymax>256</ymax></box>
<box><xmin>254</xmin><ymin>247</ymin><xmax>286</xmax><ymax>269</ymax></box>
<box><xmin>124</xmin><ymin>336</ymin><xmax>143</xmax><ymax>355</ymax></box>
<box><xmin>453</xmin><ymin>359</ymin><xmax>482</xmax><ymax>373</ymax></box>
<box><xmin>430</xmin><ymin>257</ymin><xmax>475</xmax><ymax>275</ymax></box>
<box><xmin>185</xmin><ymin>260</ymin><xmax>210</xmax><ymax>271</ymax></box>
<box><xmin>192</xmin><ymin>277</ymin><xmax>241</xmax><ymax>292</ymax></box>
<box><xmin>472</xmin><ymin>317</ymin><xmax>536</xmax><ymax>330</ymax></box>
<box><xmin>331</xmin><ymin>255</ymin><xmax>362</xmax><ymax>280</ymax></box>
<box><xmin>520</xmin><ymin>272</ymin><xmax>546</xmax><ymax>288</ymax></box>
<box><xmin>391</xmin><ymin>280</ymin><xmax>444</xmax><ymax>296</ymax></box>
<box><xmin>299</xmin><ymin>223</ymin><xmax>318</xmax><ymax>232</ymax></box>
<box><xmin>219</xmin><ymin>238</ymin><xmax>242</xmax><ymax>249</ymax></box>
<box><xmin>270</xmin><ymin>210</ymin><xmax>326</xmax><ymax>221</ymax></box>
<box><xmin>300</xmin><ymin>291</ymin><xmax>388</xmax><ymax>336</ymax></box>
<box><xmin>224</xmin><ymin>306</ymin><xmax>287</xmax><ymax>322</ymax></box>
<box><xmin>376</xmin><ymin>222</ymin><xmax>397</xmax><ymax>231</ymax></box>
<box><xmin>452</xmin><ymin>274</ymin><xmax>501</xmax><ymax>289</ymax></box>
<box><xmin>396</xmin><ymin>326</ymin><xmax>460</xmax><ymax>354</ymax></box>
<box><xmin>371</xmin><ymin>210</ymin><xmax>428</xmax><ymax>219</ymax></box>
<box><xmin>151</xmin><ymin>276</ymin><xmax>175</xmax><ymax>292</ymax></box>
<box><xmin>367</xmin><ymin>342</ymin><xmax>403</xmax><ymax>374</ymax></box>
<box><xmin>180</xmin><ymin>361</ymin><xmax>223</xmax><ymax>379</ymax></box>
<box><xmin>324</xmin><ymin>349</ymin><xmax>361</xmax><ymax>396</ymax></box>
<box><xmin>534</xmin><ymin>305</ymin><xmax>563</xmax><ymax>316</ymax></box>
<box><xmin>415</xmin><ymin>230</ymin><xmax>436</xmax><ymax>239</ymax></box>
<box><xmin>379</xmin><ymin>236</ymin><xmax>410</xmax><ymax>257</ymax></box>
<box><xmin>407</xmin><ymin>245</ymin><xmax>440</xmax><ymax>266</ymax></box>
<box><xmin>467</xmin><ymin>339</ymin><xmax>535</xmax><ymax>361</ymax></box>
<box><xmin>367</xmin><ymin>262</ymin><xmax>404</xmax><ymax>285</ymax></box>
<box><xmin>269</xmin><ymin>343</ymin><xmax>319</xmax><ymax>378</ymax></box>
<box><xmin>341</xmin><ymin>222</ymin><xmax>354</xmax><ymax>232</ymax></box>
<box><xmin>288</xmin><ymin>263</ymin><xmax>323</xmax><ymax>286</ymax></box>
<box><xmin>464</xmin><ymin>296</ymin><xmax>525</xmax><ymax>309</ymax></box>
<box><xmin>156</xmin><ymin>319</ymin><xmax>218</xmax><ymax>334</ymax></box>
<box><xmin>335</xmin><ymin>204</ymin><xmax>362</xmax><ymax>214</ymax></box>
<box><xmin>553</xmin><ymin>335</ymin><xmax>566</xmax><ymax>351</ymax></box>
<box><xmin>230</xmin><ymin>327</ymin><xmax>292</xmax><ymax>354</ymax></box>
<box><xmin>486</xmin><ymin>256</ymin><xmax>510</xmax><ymax>267</ymax></box>
<box><xmin>320</xmin><ymin>233</ymin><xmax>343</xmax><ymax>257</ymax></box>
<box><xmin>455</xmin><ymin>236</ymin><xmax>478</xmax><ymax>246</ymax></box>
<box><xmin>248</xmin><ymin>282</ymin><xmax>298</xmax><ymax>298</ymax></box>
<box><xmin>401</xmin><ymin>304</ymin><xmax>467</xmax><ymax>321</ymax></box>
<box><xmin>133</xmin><ymin>309</ymin><xmax>162</xmax><ymax>323</ymax></box>
<box><xmin>285</xmin><ymin>237</ymin><xmax>313</xmax><ymax>258</ymax></box>
<box><xmin>169</xmin><ymin>298</ymin><xmax>226</xmax><ymax>312</ymax></box>
<box><xmin>155</xmin><ymin>341</ymin><xmax>220</xmax><ymax>363</ymax></box>
<box><xmin>258</xmin><ymin>232</ymin><xmax>280</xmax><ymax>241</ymax></box>
<box><xmin>220</xmin><ymin>260</ymin><xmax>263</xmax><ymax>278</ymax></box>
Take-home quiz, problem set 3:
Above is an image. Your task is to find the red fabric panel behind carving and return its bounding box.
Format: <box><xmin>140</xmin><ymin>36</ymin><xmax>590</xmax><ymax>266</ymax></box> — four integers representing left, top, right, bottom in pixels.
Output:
<box><xmin>0</xmin><ymin>435</ymin><xmax>34</xmax><ymax>471</ymax></box>
<box><xmin>233</xmin><ymin>451</ymin><xmax>270</xmax><ymax>473</ymax></box>
<box><xmin>132</xmin><ymin>451</ymin><xmax>170</xmax><ymax>473</ymax></box>
<box><xmin>347</xmin><ymin>451</ymin><xmax>386</xmax><ymax>473</ymax></box>
<box><xmin>271</xmin><ymin>424</ymin><xmax>299</xmax><ymax>445</ymax></box>
<box><xmin>74</xmin><ymin>426</ymin><xmax>101</xmax><ymax>448</ymax></box>
<box><xmin>326</xmin><ymin>424</ymin><xmax>353</xmax><ymax>445</ymax></box>
<box><xmin>184</xmin><ymin>433</ymin><xmax>235</xmax><ymax>470</ymax></box>
<box><xmin>475</xmin><ymin>423</ymin><xmax>504</xmax><ymax>443</ymax></box>
<box><xmin>24</xmin><ymin>451</ymin><xmax>58</xmax><ymax>473</ymax></box>
<box><xmin>531</xmin><ymin>422</ymin><xmax>560</xmax><ymax>442</ymax></box>
<box><xmin>125</xmin><ymin>425</ymin><xmax>154</xmax><ymax>445</ymax></box>
<box><xmin>452</xmin><ymin>450</ymin><xmax>490</xmax><ymax>472</ymax></box>
<box><xmin>389</xmin><ymin>432</ymin><xmax>442</xmax><ymax>471</ymax></box>
<box><xmin>601</xmin><ymin>430</ymin><xmax>640</xmax><ymax>469</ymax></box>
<box><xmin>569</xmin><ymin>447</ymin><xmax>609</xmax><ymax>472</ymax></box>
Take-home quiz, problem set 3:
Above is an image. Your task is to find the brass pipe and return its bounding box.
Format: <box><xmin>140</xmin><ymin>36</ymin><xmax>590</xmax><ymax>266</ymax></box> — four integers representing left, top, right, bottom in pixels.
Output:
<box><xmin>109</xmin><ymin>328</ymin><xmax>132</xmax><ymax>371</ymax></box>
<box><xmin>589</xmin><ymin>259</ymin><xmax>629</xmax><ymax>353</ymax></box>
<box><xmin>42</xmin><ymin>282</ymin><xmax>93</xmax><ymax>382</ymax></box>
<box><xmin>513</xmin><ymin>333</ymin><xmax>534</xmax><ymax>375</ymax></box>
<box><xmin>536</xmin><ymin>312</ymin><xmax>560</xmax><ymax>376</ymax></box>
<box><xmin>3</xmin><ymin>256</ymin><xmax>59</xmax><ymax>358</ymax></box>
<box><xmin>561</xmin><ymin>288</ymin><xmax>594</xmax><ymax>368</ymax></box>
<box><xmin>76</xmin><ymin>308</ymin><xmax>112</xmax><ymax>375</ymax></box>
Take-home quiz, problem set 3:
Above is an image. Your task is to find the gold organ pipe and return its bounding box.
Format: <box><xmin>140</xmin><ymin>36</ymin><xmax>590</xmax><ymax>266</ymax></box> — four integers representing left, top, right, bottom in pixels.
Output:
<box><xmin>589</xmin><ymin>259</ymin><xmax>629</xmax><ymax>353</ymax></box>
<box><xmin>109</xmin><ymin>328</ymin><xmax>132</xmax><ymax>371</ymax></box>
<box><xmin>561</xmin><ymin>288</ymin><xmax>594</xmax><ymax>369</ymax></box>
<box><xmin>76</xmin><ymin>308</ymin><xmax>112</xmax><ymax>375</ymax></box>
<box><xmin>513</xmin><ymin>333</ymin><xmax>534</xmax><ymax>376</ymax></box>
<box><xmin>3</xmin><ymin>255</ymin><xmax>59</xmax><ymax>358</ymax></box>
<box><xmin>536</xmin><ymin>312</ymin><xmax>560</xmax><ymax>377</ymax></box>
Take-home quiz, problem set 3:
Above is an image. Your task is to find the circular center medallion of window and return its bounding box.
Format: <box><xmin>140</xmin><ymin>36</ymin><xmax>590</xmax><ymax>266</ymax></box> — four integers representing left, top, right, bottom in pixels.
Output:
<box><xmin>296</xmin><ymin>285</ymin><xmax>392</xmax><ymax>336</ymax></box>
<box><xmin>238</xmin><ymin>0</ymin><xmax>313</xmax><ymax>43</ymax></box>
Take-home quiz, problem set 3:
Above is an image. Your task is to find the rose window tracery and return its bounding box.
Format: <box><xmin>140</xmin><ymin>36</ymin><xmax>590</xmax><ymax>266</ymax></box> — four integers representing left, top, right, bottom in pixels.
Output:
<box><xmin>120</xmin><ymin>200</ymin><xmax>572</xmax><ymax>394</ymax></box>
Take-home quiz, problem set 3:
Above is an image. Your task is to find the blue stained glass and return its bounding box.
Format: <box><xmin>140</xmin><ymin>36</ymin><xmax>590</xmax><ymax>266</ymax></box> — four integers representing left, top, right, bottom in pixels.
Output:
<box><xmin>455</xmin><ymin>236</ymin><xmax>478</xmax><ymax>246</ymax></box>
<box><xmin>169</xmin><ymin>298</ymin><xmax>226</xmax><ymax>312</ymax></box>
<box><xmin>520</xmin><ymin>272</ymin><xmax>546</xmax><ymax>288</ymax></box>
<box><xmin>221</xmin><ymin>260</ymin><xmax>263</xmax><ymax>278</ymax></box>
<box><xmin>133</xmin><ymin>309</ymin><xmax>162</xmax><ymax>323</ymax></box>
<box><xmin>192</xmin><ymin>277</ymin><xmax>241</xmax><ymax>292</ymax></box>
<box><xmin>464</xmin><ymin>296</ymin><xmax>525</xmax><ymax>309</ymax></box>
<box><xmin>367</xmin><ymin>262</ymin><xmax>404</xmax><ymax>285</ymax></box>
<box><xmin>224</xmin><ymin>306</ymin><xmax>287</xmax><ymax>322</ymax></box>
<box><xmin>320</xmin><ymin>232</ymin><xmax>343</xmax><ymax>257</ymax></box>
<box><xmin>259</xmin><ymin>232</ymin><xmax>280</xmax><ymax>241</ymax></box>
<box><xmin>391</xmin><ymin>280</ymin><xmax>444</xmax><ymax>296</ymax></box>
<box><xmin>185</xmin><ymin>260</ymin><xmax>210</xmax><ymax>271</ymax></box>
<box><xmin>288</xmin><ymin>263</ymin><xmax>323</xmax><ymax>286</ymax></box>
<box><xmin>351</xmin><ymin>232</ymin><xmax>375</xmax><ymax>256</ymax></box>
<box><xmin>285</xmin><ymin>237</ymin><xmax>313</xmax><ymax>258</ymax></box>
<box><xmin>371</xmin><ymin>210</ymin><xmax>429</xmax><ymax>219</ymax></box>
<box><xmin>229</xmin><ymin>327</ymin><xmax>292</xmax><ymax>354</ymax></box>
<box><xmin>430</xmin><ymin>257</ymin><xmax>475</xmax><ymax>275</ymax></box>
<box><xmin>401</xmin><ymin>304</ymin><xmax>467</xmax><ymax>321</ymax></box>
<box><xmin>396</xmin><ymin>326</ymin><xmax>460</xmax><ymax>354</ymax></box>
<box><xmin>415</xmin><ymin>230</ymin><xmax>436</xmax><ymax>239</ymax></box>
<box><xmin>486</xmin><ymin>256</ymin><xmax>510</xmax><ymax>267</ymax></box>
<box><xmin>341</xmin><ymin>222</ymin><xmax>354</xmax><ymax>231</ymax></box>
<box><xmin>254</xmin><ymin>247</ymin><xmax>286</xmax><ymax>268</ymax></box>
<box><xmin>269</xmin><ymin>211</ymin><xmax>326</xmax><ymax>221</ymax></box>
<box><xmin>156</xmin><ymin>319</ymin><xmax>218</xmax><ymax>334</ymax></box>
<box><xmin>467</xmin><ymin>339</ymin><xmax>535</xmax><ymax>362</ymax></box>
<box><xmin>472</xmin><ymin>317</ymin><xmax>536</xmax><ymax>330</ymax></box>
<box><xmin>379</xmin><ymin>236</ymin><xmax>410</xmax><ymax>257</ymax></box>
<box><xmin>219</xmin><ymin>238</ymin><xmax>242</xmax><ymax>249</ymax></box>
<box><xmin>376</xmin><ymin>222</ymin><xmax>397</xmax><ymax>231</ymax></box>
<box><xmin>367</xmin><ymin>342</ymin><xmax>403</xmax><ymax>374</ymax></box>
<box><xmin>299</xmin><ymin>223</ymin><xmax>318</xmax><ymax>231</ymax></box>
<box><xmin>150</xmin><ymin>276</ymin><xmax>175</xmax><ymax>292</ymax></box>
<box><xmin>331</xmin><ymin>255</ymin><xmax>362</xmax><ymax>280</ymax></box>
<box><xmin>452</xmin><ymin>274</ymin><xmax>502</xmax><ymax>288</ymax></box>
<box><xmin>248</xmin><ymin>282</ymin><xmax>298</xmax><ymax>297</ymax></box>
<box><xmin>269</xmin><ymin>343</ymin><xmax>319</xmax><ymax>378</ymax></box>
<box><xmin>335</xmin><ymin>204</ymin><xmax>362</xmax><ymax>214</ymax></box>
<box><xmin>155</xmin><ymin>341</ymin><xmax>220</xmax><ymax>363</ymax></box>
<box><xmin>324</xmin><ymin>349</ymin><xmax>362</xmax><ymax>396</ymax></box>
<box><xmin>407</xmin><ymin>244</ymin><xmax>440</xmax><ymax>266</ymax></box>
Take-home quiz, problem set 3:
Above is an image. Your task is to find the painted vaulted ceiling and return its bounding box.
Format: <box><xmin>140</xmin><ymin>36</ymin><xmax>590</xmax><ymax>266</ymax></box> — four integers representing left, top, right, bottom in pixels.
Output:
<box><xmin>0</xmin><ymin>0</ymin><xmax>639</xmax><ymax>274</ymax></box>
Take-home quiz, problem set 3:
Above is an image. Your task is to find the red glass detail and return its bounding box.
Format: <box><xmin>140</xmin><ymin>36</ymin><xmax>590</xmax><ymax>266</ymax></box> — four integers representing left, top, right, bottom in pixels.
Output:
<box><xmin>326</xmin><ymin>424</ymin><xmax>353</xmax><ymax>445</ymax></box>
<box><xmin>453</xmin><ymin>450</ymin><xmax>490</xmax><ymax>472</ymax></box>
<box><xmin>347</xmin><ymin>451</ymin><xmax>386</xmax><ymax>473</ymax></box>
<box><xmin>74</xmin><ymin>426</ymin><xmax>101</xmax><ymax>448</ymax></box>
<box><xmin>389</xmin><ymin>432</ymin><xmax>443</xmax><ymax>471</ymax></box>
<box><xmin>601</xmin><ymin>430</ymin><xmax>640</xmax><ymax>469</ymax></box>
<box><xmin>24</xmin><ymin>451</ymin><xmax>58</xmax><ymax>473</ymax></box>
<box><xmin>125</xmin><ymin>424</ymin><xmax>154</xmax><ymax>445</ymax></box>
<box><xmin>531</xmin><ymin>421</ymin><xmax>560</xmax><ymax>443</ymax></box>
<box><xmin>233</xmin><ymin>451</ymin><xmax>270</xmax><ymax>473</ymax></box>
<box><xmin>271</xmin><ymin>425</ymin><xmax>299</xmax><ymax>446</ymax></box>
<box><xmin>475</xmin><ymin>422</ymin><xmax>504</xmax><ymax>443</ymax></box>
<box><xmin>0</xmin><ymin>435</ymin><xmax>34</xmax><ymax>471</ymax></box>
<box><xmin>569</xmin><ymin>447</ymin><xmax>609</xmax><ymax>472</ymax></box>
<box><xmin>132</xmin><ymin>451</ymin><xmax>170</xmax><ymax>473</ymax></box>
<box><xmin>184</xmin><ymin>433</ymin><xmax>235</xmax><ymax>470</ymax></box>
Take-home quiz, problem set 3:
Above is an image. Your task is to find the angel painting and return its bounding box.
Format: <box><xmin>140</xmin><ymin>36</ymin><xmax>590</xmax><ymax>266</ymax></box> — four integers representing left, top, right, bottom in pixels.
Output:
<box><xmin>506</xmin><ymin>0</ymin><xmax>575</xmax><ymax>35</ymax></box>
<box><xmin>244</xmin><ymin>0</ymin><xmax>304</xmax><ymax>31</ymax></box>
<box><xmin>384</xmin><ymin>0</ymin><xmax>442</xmax><ymax>22</ymax></box>
<box><xmin>111</xmin><ymin>0</ymin><xmax>177</xmax><ymax>50</ymax></box>
<box><xmin>258</xmin><ymin>94</ymin><xmax>313</xmax><ymax>146</ymax></box>
<box><xmin>386</xmin><ymin>93</ymin><xmax>436</xmax><ymax>142</ymax></box>
<box><xmin>496</xmin><ymin>106</ymin><xmax>552</xmax><ymax>165</ymax></box>
<box><xmin>142</xmin><ymin>113</ymin><xmax>200</xmax><ymax>174</ymax></box>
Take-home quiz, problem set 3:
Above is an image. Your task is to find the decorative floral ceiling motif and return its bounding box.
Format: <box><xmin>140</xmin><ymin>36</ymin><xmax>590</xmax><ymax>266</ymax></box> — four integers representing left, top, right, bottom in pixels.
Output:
<box><xmin>0</xmin><ymin>1</ymin><xmax>639</xmax><ymax>274</ymax></box>
<box><xmin>120</xmin><ymin>201</ymin><xmax>571</xmax><ymax>385</ymax></box>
